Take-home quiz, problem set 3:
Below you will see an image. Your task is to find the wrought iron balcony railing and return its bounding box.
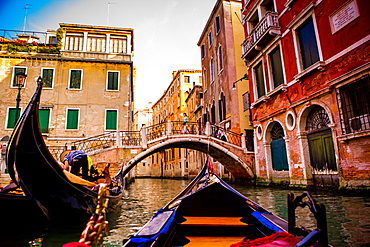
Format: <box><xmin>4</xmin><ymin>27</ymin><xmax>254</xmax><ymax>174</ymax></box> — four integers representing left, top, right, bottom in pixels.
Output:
<box><xmin>242</xmin><ymin>12</ymin><xmax>280</xmax><ymax>60</ymax></box>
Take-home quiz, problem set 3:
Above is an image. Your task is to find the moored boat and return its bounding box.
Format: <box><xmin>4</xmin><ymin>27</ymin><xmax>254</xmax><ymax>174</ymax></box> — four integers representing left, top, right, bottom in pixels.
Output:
<box><xmin>6</xmin><ymin>79</ymin><xmax>125</xmax><ymax>222</ymax></box>
<box><xmin>122</xmin><ymin>159</ymin><xmax>328</xmax><ymax>247</ymax></box>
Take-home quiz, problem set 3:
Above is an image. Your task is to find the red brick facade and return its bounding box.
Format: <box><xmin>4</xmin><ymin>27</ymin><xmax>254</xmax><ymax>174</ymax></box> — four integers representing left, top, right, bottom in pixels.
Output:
<box><xmin>241</xmin><ymin>0</ymin><xmax>370</xmax><ymax>190</ymax></box>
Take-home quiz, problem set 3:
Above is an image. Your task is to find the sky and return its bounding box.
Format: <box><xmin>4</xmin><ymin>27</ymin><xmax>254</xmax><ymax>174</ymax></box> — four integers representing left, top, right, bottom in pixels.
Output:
<box><xmin>0</xmin><ymin>0</ymin><xmax>216</xmax><ymax>108</ymax></box>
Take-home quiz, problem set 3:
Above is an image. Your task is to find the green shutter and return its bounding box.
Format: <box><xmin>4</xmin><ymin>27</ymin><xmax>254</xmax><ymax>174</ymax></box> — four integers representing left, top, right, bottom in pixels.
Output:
<box><xmin>7</xmin><ymin>108</ymin><xmax>20</xmax><ymax>129</ymax></box>
<box><xmin>67</xmin><ymin>109</ymin><xmax>79</xmax><ymax>129</ymax></box>
<box><xmin>107</xmin><ymin>72</ymin><xmax>119</xmax><ymax>90</ymax></box>
<box><xmin>106</xmin><ymin>110</ymin><xmax>117</xmax><ymax>130</ymax></box>
<box><xmin>42</xmin><ymin>69</ymin><xmax>54</xmax><ymax>88</ymax></box>
<box><xmin>38</xmin><ymin>109</ymin><xmax>50</xmax><ymax>133</ymax></box>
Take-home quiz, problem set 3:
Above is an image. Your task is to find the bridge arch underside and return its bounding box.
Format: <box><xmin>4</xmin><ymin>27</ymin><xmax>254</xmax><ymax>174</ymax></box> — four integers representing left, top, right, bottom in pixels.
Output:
<box><xmin>124</xmin><ymin>137</ymin><xmax>254</xmax><ymax>181</ymax></box>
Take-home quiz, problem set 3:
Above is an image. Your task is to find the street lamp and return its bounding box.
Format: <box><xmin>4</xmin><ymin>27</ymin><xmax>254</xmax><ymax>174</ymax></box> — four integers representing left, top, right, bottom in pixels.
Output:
<box><xmin>14</xmin><ymin>72</ymin><xmax>27</xmax><ymax>124</ymax></box>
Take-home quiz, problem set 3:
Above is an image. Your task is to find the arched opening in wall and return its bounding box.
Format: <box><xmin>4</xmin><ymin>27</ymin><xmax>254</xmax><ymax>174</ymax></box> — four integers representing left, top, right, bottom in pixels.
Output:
<box><xmin>306</xmin><ymin>105</ymin><xmax>338</xmax><ymax>188</ymax></box>
<box><xmin>211</xmin><ymin>101</ymin><xmax>216</xmax><ymax>124</ymax></box>
<box><xmin>270</xmin><ymin>122</ymin><xmax>289</xmax><ymax>171</ymax></box>
<box><xmin>218</xmin><ymin>92</ymin><xmax>226</xmax><ymax>122</ymax></box>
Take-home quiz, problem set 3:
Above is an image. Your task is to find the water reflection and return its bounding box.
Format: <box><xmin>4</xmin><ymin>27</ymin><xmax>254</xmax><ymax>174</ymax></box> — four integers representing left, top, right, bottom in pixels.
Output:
<box><xmin>1</xmin><ymin>178</ymin><xmax>369</xmax><ymax>247</ymax></box>
<box><xmin>104</xmin><ymin>179</ymin><xmax>370</xmax><ymax>247</ymax></box>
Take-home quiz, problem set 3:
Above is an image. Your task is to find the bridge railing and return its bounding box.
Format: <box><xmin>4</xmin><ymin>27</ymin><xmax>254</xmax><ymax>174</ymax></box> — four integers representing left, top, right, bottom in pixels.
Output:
<box><xmin>62</xmin><ymin>121</ymin><xmax>245</xmax><ymax>154</ymax></box>
<box><xmin>209</xmin><ymin>124</ymin><xmax>242</xmax><ymax>147</ymax></box>
<box><xmin>146</xmin><ymin>122</ymin><xmax>166</xmax><ymax>140</ymax></box>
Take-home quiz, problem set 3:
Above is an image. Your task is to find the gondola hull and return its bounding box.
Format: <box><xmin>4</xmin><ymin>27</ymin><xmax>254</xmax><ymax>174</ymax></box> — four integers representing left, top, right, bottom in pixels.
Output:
<box><xmin>123</xmin><ymin>161</ymin><xmax>328</xmax><ymax>247</ymax></box>
<box><xmin>6</xmin><ymin>81</ymin><xmax>124</xmax><ymax>222</ymax></box>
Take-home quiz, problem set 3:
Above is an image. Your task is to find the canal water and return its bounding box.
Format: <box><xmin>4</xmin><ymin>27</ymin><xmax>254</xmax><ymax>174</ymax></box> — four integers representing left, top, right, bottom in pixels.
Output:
<box><xmin>1</xmin><ymin>178</ymin><xmax>369</xmax><ymax>247</ymax></box>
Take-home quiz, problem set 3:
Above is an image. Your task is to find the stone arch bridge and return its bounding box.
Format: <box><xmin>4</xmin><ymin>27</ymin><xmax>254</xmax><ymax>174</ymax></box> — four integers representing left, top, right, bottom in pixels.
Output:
<box><xmin>65</xmin><ymin>121</ymin><xmax>255</xmax><ymax>180</ymax></box>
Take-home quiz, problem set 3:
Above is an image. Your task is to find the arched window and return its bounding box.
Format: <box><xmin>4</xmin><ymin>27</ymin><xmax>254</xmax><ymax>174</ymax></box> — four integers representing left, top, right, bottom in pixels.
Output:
<box><xmin>218</xmin><ymin>92</ymin><xmax>226</xmax><ymax>122</ymax></box>
<box><xmin>218</xmin><ymin>45</ymin><xmax>223</xmax><ymax>71</ymax></box>
<box><xmin>211</xmin><ymin>101</ymin><xmax>216</xmax><ymax>124</ymax></box>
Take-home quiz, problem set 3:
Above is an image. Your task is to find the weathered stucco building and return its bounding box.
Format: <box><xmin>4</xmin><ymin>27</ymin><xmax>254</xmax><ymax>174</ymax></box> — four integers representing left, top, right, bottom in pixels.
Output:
<box><xmin>241</xmin><ymin>0</ymin><xmax>370</xmax><ymax>190</ymax></box>
<box><xmin>198</xmin><ymin>0</ymin><xmax>252</xmax><ymax>135</ymax></box>
<box><xmin>0</xmin><ymin>23</ymin><xmax>134</xmax><ymax>153</ymax></box>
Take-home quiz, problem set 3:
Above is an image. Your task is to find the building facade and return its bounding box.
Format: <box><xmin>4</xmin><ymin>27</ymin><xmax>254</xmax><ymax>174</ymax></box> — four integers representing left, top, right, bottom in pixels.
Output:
<box><xmin>241</xmin><ymin>0</ymin><xmax>370</xmax><ymax>189</ymax></box>
<box><xmin>198</xmin><ymin>0</ymin><xmax>252</xmax><ymax>135</ymax></box>
<box><xmin>150</xmin><ymin>69</ymin><xmax>202</xmax><ymax>178</ymax></box>
<box><xmin>0</xmin><ymin>23</ymin><xmax>134</xmax><ymax>157</ymax></box>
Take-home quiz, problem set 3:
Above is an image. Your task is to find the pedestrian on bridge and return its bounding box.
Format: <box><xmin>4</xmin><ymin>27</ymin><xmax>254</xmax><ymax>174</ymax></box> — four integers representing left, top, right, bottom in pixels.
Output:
<box><xmin>182</xmin><ymin>113</ymin><xmax>189</xmax><ymax>134</ymax></box>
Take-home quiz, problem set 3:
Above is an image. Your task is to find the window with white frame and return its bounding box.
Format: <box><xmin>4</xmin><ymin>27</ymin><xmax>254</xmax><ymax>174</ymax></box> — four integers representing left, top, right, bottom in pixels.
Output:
<box><xmin>39</xmin><ymin>108</ymin><xmax>51</xmax><ymax>133</ymax></box>
<box><xmin>107</xmin><ymin>71</ymin><xmax>120</xmax><ymax>90</ymax></box>
<box><xmin>42</xmin><ymin>68</ymin><xmax>54</xmax><ymax>88</ymax></box>
<box><xmin>254</xmin><ymin>61</ymin><xmax>266</xmax><ymax>98</ymax></box>
<box><xmin>296</xmin><ymin>16</ymin><xmax>320</xmax><ymax>70</ymax></box>
<box><xmin>66</xmin><ymin>109</ymin><xmax>79</xmax><ymax>130</ymax></box>
<box><xmin>12</xmin><ymin>67</ymin><xmax>27</xmax><ymax>88</ymax></box>
<box><xmin>6</xmin><ymin>107</ymin><xmax>21</xmax><ymax>129</ymax></box>
<box><xmin>105</xmin><ymin>109</ymin><xmax>118</xmax><ymax>130</ymax></box>
<box><xmin>69</xmin><ymin>69</ymin><xmax>83</xmax><ymax>89</ymax></box>
<box><xmin>268</xmin><ymin>46</ymin><xmax>284</xmax><ymax>88</ymax></box>
<box><xmin>201</xmin><ymin>44</ymin><xmax>205</xmax><ymax>58</ymax></box>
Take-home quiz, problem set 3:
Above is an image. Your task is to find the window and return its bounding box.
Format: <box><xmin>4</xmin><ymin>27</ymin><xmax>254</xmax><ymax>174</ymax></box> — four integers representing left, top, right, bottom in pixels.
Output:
<box><xmin>184</xmin><ymin>76</ymin><xmax>190</xmax><ymax>83</ymax></box>
<box><xmin>106</xmin><ymin>109</ymin><xmax>118</xmax><ymax>130</ymax></box>
<box><xmin>338</xmin><ymin>75</ymin><xmax>370</xmax><ymax>134</ymax></box>
<box><xmin>208</xmin><ymin>31</ymin><xmax>213</xmax><ymax>46</ymax></box>
<box><xmin>201</xmin><ymin>45</ymin><xmax>205</xmax><ymax>58</ymax></box>
<box><xmin>69</xmin><ymin>69</ymin><xmax>82</xmax><ymax>89</ymax></box>
<box><xmin>12</xmin><ymin>67</ymin><xmax>27</xmax><ymax>87</ymax></box>
<box><xmin>296</xmin><ymin>16</ymin><xmax>319</xmax><ymax>69</ymax></box>
<box><xmin>215</xmin><ymin>16</ymin><xmax>221</xmax><ymax>33</ymax></box>
<box><xmin>218</xmin><ymin>46</ymin><xmax>223</xmax><ymax>71</ymax></box>
<box><xmin>6</xmin><ymin>108</ymin><xmax>20</xmax><ymax>129</ymax></box>
<box><xmin>38</xmin><ymin>109</ymin><xmax>50</xmax><ymax>133</ymax></box>
<box><xmin>107</xmin><ymin>71</ymin><xmax>119</xmax><ymax>90</ymax></box>
<box><xmin>66</xmin><ymin>109</ymin><xmax>79</xmax><ymax>130</ymax></box>
<box><xmin>218</xmin><ymin>92</ymin><xmax>226</xmax><ymax>121</ymax></box>
<box><xmin>210</xmin><ymin>59</ymin><xmax>215</xmax><ymax>82</ymax></box>
<box><xmin>242</xmin><ymin>92</ymin><xmax>250</xmax><ymax>112</ymax></box>
<box><xmin>42</xmin><ymin>68</ymin><xmax>54</xmax><ymax>88</ymax></box>
<box><xmin>269</xmin><ymin>46</ymin><xmax>284</xmax><ymax>88</ymax></box>
<box><xmin>254</xmin><ymin>62</ymin><xmax>266</xmax><ymax>98</ymax></box>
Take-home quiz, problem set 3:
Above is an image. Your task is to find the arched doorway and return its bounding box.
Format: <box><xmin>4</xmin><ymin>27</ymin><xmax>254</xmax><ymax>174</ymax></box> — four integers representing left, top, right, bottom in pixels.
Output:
<box><xmin>306</xmin><ymin>106</ymin><xmax>338</xmax><ymax>188</ymax></box>
<box><xmin>270</xmin><ymin>122</ymin><xmax>289</xmax><ymax>171</ymax></box>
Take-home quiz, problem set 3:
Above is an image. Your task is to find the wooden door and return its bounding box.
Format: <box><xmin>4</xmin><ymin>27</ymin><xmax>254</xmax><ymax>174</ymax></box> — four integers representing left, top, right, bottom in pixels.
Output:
<box><xmin>271</xmin><ymin>139</ymin><xmax>289</xmax><ymax>171</ymax></box>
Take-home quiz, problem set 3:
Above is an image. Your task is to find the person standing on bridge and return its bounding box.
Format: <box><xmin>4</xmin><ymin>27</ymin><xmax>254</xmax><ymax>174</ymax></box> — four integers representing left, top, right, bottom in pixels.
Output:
<box><xmin>182</xmin><ymin>113</ymin><xmax>189</xmax><ymax>134</ymax></box>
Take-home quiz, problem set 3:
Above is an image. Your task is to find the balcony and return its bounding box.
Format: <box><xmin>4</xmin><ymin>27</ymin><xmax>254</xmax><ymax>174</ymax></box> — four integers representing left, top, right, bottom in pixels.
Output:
<box><xmin>242</xmin><ymin>12</ymin><xmax>281</xmax><ymax>61</ymax></box>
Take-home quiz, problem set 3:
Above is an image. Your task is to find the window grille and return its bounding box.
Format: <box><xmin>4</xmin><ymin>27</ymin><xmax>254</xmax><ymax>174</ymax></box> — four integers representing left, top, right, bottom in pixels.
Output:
<box><xmin>337</xmin><ymin>75</ymin><xmax>370</xmax><ymax>134</ymax></box>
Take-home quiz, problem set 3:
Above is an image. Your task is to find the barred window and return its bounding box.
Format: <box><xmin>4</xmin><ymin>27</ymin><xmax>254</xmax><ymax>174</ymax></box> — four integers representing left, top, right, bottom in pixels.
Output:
<box><xmin>337</xmin><ymin>75</ymin><xmax>370</xmax><ymax>134</ymax></box>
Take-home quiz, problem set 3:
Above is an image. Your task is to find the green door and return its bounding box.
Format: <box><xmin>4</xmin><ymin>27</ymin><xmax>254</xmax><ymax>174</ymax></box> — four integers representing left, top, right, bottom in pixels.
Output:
<box><xmin>308</xmin><ymin>133</ymin><xmax>337</xmax><ymax>171</ymax></box>
<box><xmin>271</xmin><ymin>139</ymin><xmax>289</xmax><ymax>171</ymax></box>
